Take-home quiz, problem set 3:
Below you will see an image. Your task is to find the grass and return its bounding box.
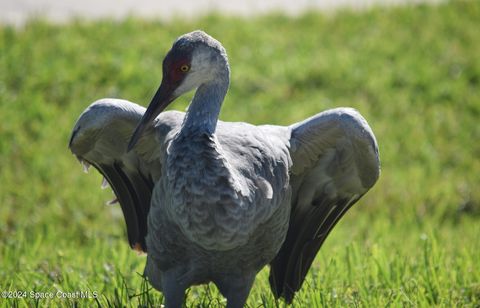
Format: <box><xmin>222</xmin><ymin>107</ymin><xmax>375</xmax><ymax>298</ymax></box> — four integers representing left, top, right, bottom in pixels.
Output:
<box><xmin>1</xmin><ymin>0</ymin><xmax>479</xmax><ymax>306</ymax></box>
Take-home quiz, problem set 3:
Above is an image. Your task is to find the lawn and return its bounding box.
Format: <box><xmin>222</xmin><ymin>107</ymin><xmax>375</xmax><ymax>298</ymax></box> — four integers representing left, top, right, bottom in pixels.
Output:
<box><xmin>1</xmin><ymin>0</ymin><xmax>479</xmax><ymax>306</ymax></box>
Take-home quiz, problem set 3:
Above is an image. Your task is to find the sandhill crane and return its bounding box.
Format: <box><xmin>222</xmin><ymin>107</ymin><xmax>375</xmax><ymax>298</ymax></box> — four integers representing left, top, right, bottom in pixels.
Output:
<box><xmin>69</xmin><ymin>30</ymin><xmax>380</xmax><ymax>308</ymax></box>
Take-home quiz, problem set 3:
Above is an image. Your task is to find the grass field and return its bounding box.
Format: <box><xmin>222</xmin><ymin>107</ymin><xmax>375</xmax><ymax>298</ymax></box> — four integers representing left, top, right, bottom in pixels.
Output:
<box><xmin>1</xmin><ymin>0</ymin><xmax>479</xmax><ymax>306</ymax></box>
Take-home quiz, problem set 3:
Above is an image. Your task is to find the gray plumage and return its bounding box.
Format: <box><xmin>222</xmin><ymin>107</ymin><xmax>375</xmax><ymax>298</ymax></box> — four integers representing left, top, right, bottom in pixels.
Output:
<box><xmin>69</xmin><ymin>30</ymin><xmax>380</xmax><ymax>307</ymax></box>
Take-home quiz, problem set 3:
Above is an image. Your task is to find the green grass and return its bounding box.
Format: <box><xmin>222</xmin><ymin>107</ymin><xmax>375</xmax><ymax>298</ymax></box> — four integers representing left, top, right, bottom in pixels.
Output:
<box><xmin>1</xmin><ymin>0</ymin><xmax>479</xmax><ymax>306</ymax></box>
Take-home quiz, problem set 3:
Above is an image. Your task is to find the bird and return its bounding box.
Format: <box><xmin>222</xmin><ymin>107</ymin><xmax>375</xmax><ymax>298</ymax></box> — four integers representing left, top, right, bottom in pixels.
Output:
<box><xmin>69</xmin><ymin>30</ymin><xmax>380</xmax><ymax>308</ymax></box>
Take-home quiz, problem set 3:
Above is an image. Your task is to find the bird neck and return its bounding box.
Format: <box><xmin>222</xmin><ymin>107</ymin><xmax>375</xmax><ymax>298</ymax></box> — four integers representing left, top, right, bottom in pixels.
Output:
<box><xmin>181</xmin><ymin>73</ymin><xmax>229</xmax><ymax>135</ymax></box>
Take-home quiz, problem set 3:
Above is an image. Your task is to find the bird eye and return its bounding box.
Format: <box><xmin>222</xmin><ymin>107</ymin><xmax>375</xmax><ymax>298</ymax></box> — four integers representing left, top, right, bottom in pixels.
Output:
<box><xmin>180</xmin><ymin>65</ymin><xmax>190</xmax><ymax>72</ymax></box>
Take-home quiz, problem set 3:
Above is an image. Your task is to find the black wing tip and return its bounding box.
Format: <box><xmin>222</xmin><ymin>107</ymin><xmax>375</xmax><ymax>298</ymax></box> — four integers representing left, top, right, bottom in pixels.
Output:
<box><xmin>283</xmin><ymin>290</ymin><xmax>296</xmax><ymax>305</ymax></box>
<box><xmin>269</xmin><ymin>265</ymin><xmax>298</xmax><ymax>305</ymax></box>
<box><xmin>132</xmin><ymin>241</ymin><xmax>148</xmax><ymax>254</ymax></box>
<box><xmin>269</xmin><ymin>196</ymin><xmax>362</xmax><ymax>305</ymax></box>
<box><xmin>99</xmin><ymin>163</ymin><xmax>151</xmax><ymax>256</ymax></box>
<box><xmin>269</xmin><ymin>283</ymin><xmax>296</xmax><ymax>305</ymax></box>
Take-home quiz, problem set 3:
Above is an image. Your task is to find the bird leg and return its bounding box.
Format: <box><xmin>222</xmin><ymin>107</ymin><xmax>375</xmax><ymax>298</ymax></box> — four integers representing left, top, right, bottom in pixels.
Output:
<box><xmin>215</xmin><ymin>273</ymin><xmax>256</xmax><ymax>308</ymax></box>
<box><xmin>161</xmin><ymin>269</ymin><xmax>188</xmax><ymax>308</ymax></box>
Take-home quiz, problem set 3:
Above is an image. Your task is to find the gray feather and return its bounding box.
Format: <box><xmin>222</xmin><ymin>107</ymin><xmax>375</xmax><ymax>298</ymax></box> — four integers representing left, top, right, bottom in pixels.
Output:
<box><xmin>269</xmin><ymin>107</ymin><xmax>380</xmax><ymax>303</ymax></box>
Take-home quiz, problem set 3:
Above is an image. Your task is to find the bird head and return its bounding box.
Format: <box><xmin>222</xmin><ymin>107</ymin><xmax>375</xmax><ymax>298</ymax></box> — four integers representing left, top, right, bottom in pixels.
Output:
<box><xmin>127</xmin><ymin>30</ymin><xmax>229</xmax><ymax>151</ymax></box>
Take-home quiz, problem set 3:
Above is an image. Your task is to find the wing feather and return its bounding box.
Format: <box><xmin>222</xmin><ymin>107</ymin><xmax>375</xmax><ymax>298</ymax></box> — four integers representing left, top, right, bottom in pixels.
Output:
<box><xmin>69</xmin><ymin>99</ymin><xmax>181</xmax><ymax>252</ymax></box>
<box><xmin>269</xmin><ymin>108</ymin><xmax>380</xmax><ymax>303</ymax></box>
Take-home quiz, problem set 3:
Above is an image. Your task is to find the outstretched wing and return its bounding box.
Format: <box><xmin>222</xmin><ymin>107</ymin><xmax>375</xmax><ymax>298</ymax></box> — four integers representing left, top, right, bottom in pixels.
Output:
<box><xmin>69</xmin><ymin>99</ymin><xmax>182</xmax><ymax>252</ymax></box>
<box><xmin>269</xmin><ymin>107</ymin><xmax>380</xmax><ymax>303</ymax></box>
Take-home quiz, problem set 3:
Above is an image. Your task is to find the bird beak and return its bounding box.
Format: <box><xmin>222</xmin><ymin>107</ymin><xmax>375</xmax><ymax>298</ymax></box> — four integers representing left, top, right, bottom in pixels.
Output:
<box><xmin>127</xmin><ymin>81</ymin><xmax>175</xmax><ymax>151</ymax></box>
